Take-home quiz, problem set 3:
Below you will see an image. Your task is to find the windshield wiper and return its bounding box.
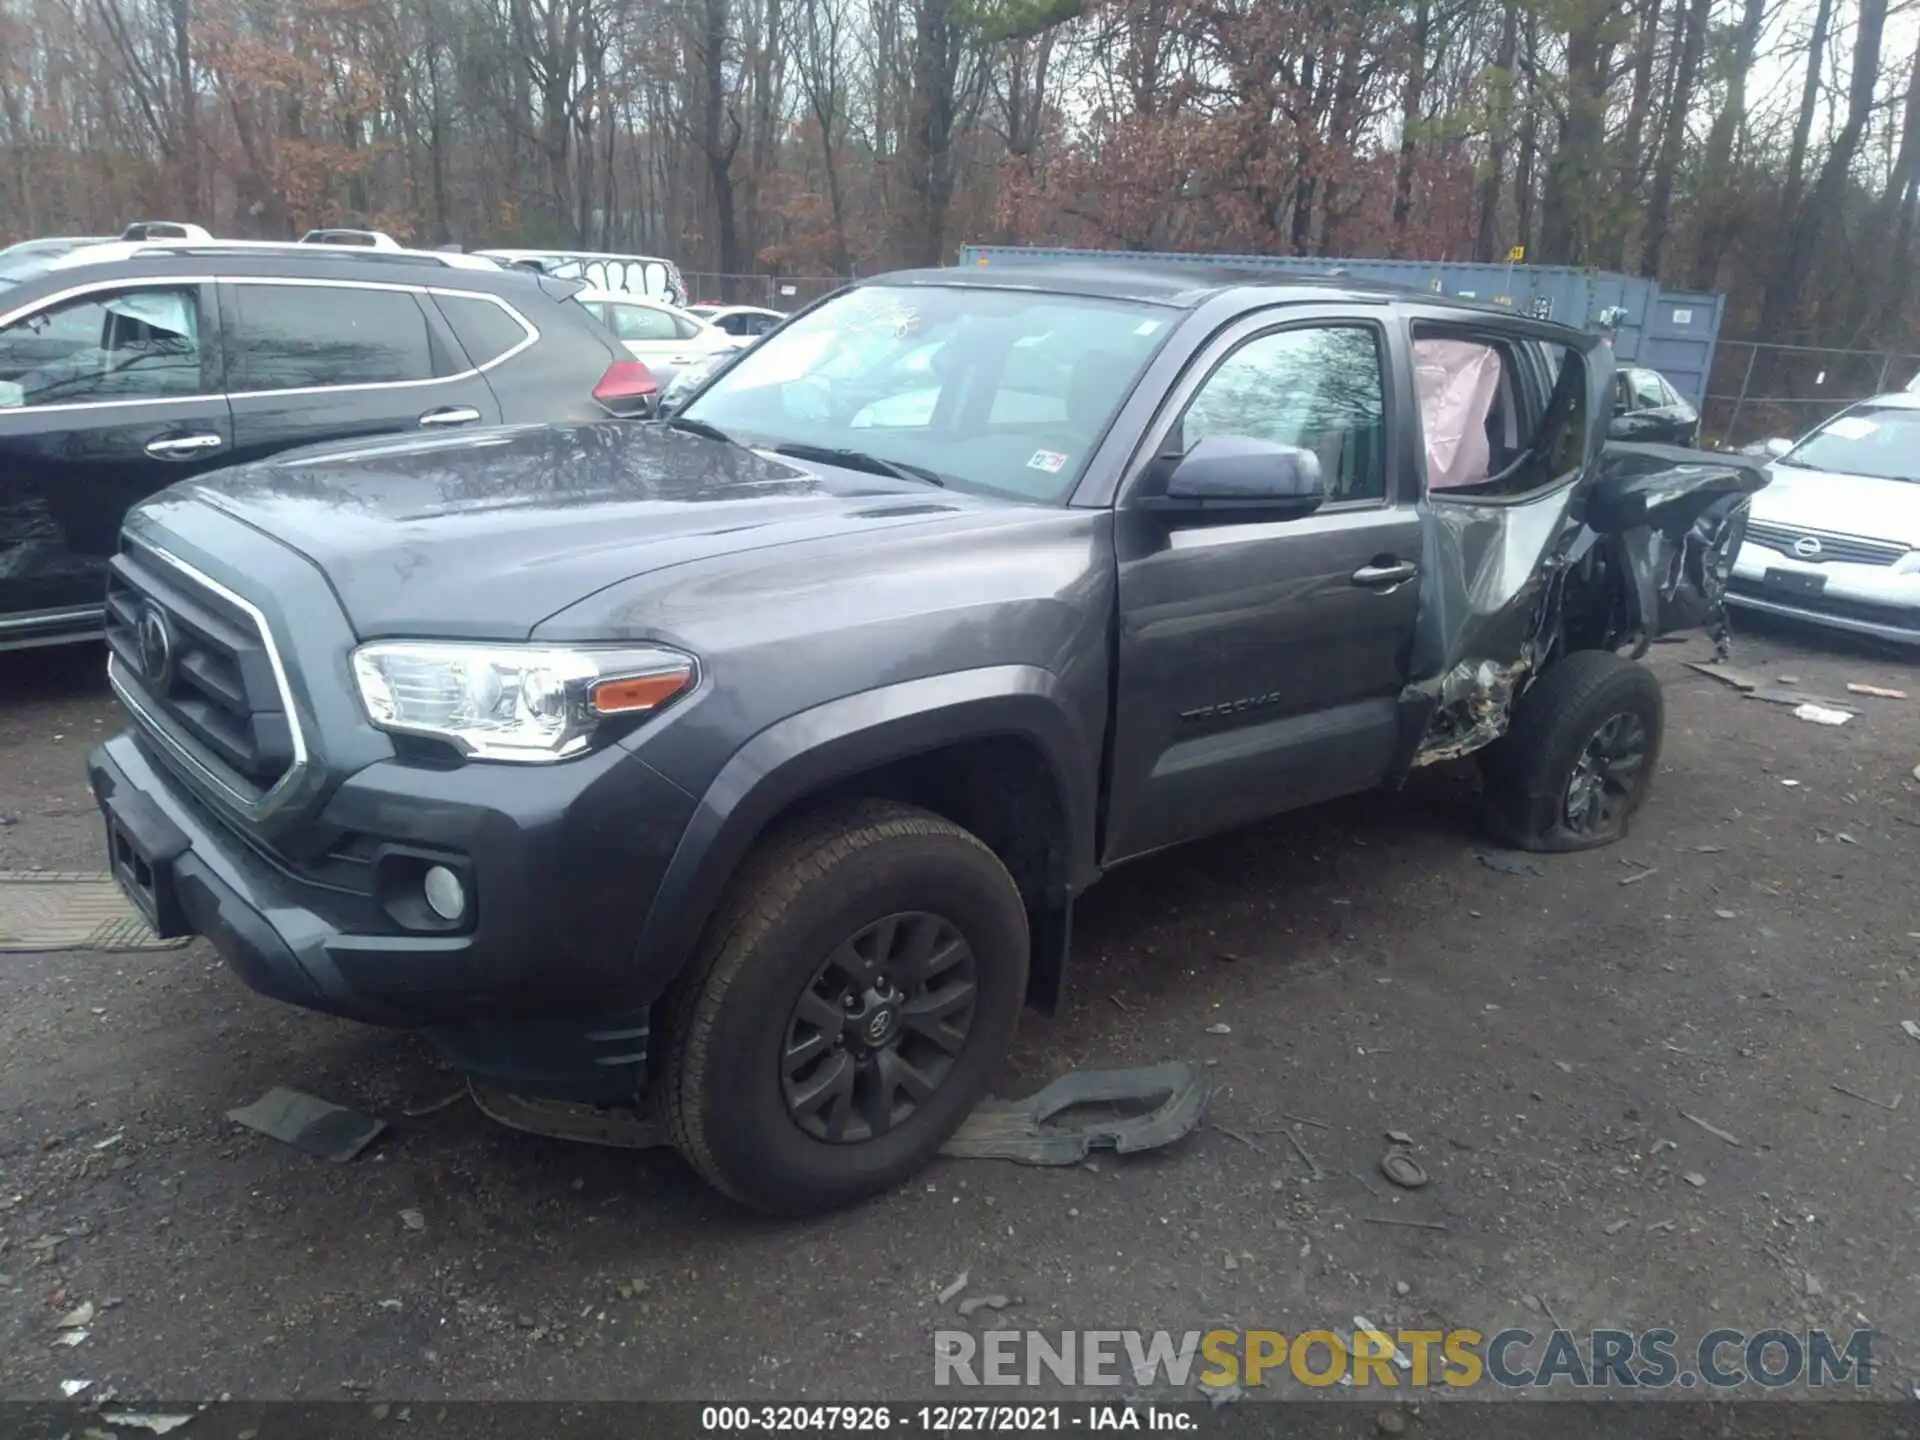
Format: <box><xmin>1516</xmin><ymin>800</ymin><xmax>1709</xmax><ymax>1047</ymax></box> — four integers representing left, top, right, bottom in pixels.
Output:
<box><xmin>771</xmin><ymin>442</ymin><xmax>945</xmax><ymax>487</ymax></box>
<box><xmin>666</xmin><ymin>415</ymin><xmax>736</xmax><ymax>444</ymax></box>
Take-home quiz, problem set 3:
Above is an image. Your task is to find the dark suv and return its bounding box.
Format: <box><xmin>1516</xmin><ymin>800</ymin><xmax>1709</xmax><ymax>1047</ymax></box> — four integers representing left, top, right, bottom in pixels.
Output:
<box><xmin>0</xmin><ymin>239</ymin><xmax>651</xmax><ymax>650</ymax></box>
<box><xmin>86</xmin><ymin>263</ymin><xmax>1764</xmax><ymax>1215</ymax></box>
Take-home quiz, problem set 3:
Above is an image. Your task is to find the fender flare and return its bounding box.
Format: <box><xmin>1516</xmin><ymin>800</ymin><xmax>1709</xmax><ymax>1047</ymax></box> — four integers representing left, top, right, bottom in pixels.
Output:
<box><xmin>628</xmin><ymin>664</ymin><xmax>1098</xmax><ymax>1002</ymax></box>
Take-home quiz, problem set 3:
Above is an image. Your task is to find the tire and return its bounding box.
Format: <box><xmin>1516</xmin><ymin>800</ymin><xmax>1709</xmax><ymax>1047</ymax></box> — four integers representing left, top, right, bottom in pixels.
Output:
<box><xmin>1480</xmin><ymin>650</ymin><xmax>1665</xmax><ymax>853</ymax></box>
<box><xmin>664</xmin><ymin>799</ymin><xmax>1029</xmax><ymax>1215</ymax></box>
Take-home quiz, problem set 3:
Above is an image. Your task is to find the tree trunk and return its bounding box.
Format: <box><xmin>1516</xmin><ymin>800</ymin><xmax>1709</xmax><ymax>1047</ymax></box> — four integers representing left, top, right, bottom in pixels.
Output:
<box><xmin>1640</xmin><ymin>0</ymin><xmax>1711</xmax><ymax>276</ymax></box>
<box><xmin>1388</xmin><ymin>0</ymin><xmax>1430</xmax><ymax>258</ymax></box>
<box><xmin>1781</xmin><ymin>0</ymin><xmax>1835</xmax><ymax>220</ymax></box>
<box><xmin>1513</xmin><ymin>9</ymin><xmax>1541</xmax><ymax>256</ymax></box>
<box><xmin>1473</xmin><ymin>0</ymin><xmax>1519</xmax><ymax>263</ymax></box>
<box><xmin>1598</xmin><ymin>0</ymin><xmax>1661</xmax><ymax>269</ymax></box>
<box><xmin>1687</xmin><ymin>0</ymin><xmax>1770</xmax><ymax>288</ymax></box>
<box><xmin>1538</xmin><ymin>0</ymin><xmax>1610</xmax><ymax>265</ymax></box>
<box><xmin>1756</xmin><ymin>0</ymin><xmax>1888</xmax><ymax>359</ymax></box>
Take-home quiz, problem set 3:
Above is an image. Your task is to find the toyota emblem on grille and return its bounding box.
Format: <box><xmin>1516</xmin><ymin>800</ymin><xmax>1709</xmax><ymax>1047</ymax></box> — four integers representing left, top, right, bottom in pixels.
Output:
<box><xmin>1792</xmin><ymin>535</ymin><xmax>1823</xmax><ymax>558</ymax></box>
<box><xmin>135</xmin><ymin>604</ymin><xmax>176</xmax><ymax>689</ymax></box>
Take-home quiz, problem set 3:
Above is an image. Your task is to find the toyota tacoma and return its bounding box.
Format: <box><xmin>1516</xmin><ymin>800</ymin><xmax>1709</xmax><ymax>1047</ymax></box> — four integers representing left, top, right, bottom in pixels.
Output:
<box><xmin>87</xmin><ymin>263</ymin><xmax>1765</xmax><ymax>1214</ymax></box>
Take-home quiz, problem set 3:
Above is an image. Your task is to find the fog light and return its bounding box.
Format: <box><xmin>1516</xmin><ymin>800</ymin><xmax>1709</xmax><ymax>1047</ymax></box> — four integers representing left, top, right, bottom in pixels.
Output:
<box><xmin>423</xmin><ymin>865</ymin><xmax>467</xmax><ymax>922</ymax></box>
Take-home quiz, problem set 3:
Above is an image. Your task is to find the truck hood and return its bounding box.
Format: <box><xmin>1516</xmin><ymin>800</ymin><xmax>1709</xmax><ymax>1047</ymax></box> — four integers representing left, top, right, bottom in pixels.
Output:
<box><xmin>1749</xmin><ymin>462</ymin><xmax>1920</xmax><ymax>549</ymax></box>
<box><xmin>173</xmin><ymin>422</ymin><xmax>1006</xmax><ymax>638</ymax></box>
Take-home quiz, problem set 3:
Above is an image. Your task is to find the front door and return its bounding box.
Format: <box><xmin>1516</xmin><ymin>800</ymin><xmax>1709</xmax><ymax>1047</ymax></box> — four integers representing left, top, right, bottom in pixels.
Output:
<box><xmin>1104</xmin><ymin>308</ymin><xmax>1423</xmax><ymax>862</ymax></box>
<box><xmin>0</xmin><ymin>280</ymin><xmax>231</xmax><ymax>638</ymax></box>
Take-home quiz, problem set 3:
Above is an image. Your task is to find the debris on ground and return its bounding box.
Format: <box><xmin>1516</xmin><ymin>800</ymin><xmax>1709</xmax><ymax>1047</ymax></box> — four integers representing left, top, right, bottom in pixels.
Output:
<box><xmin>1686</xmin><ymin>663</ymin><xmax>1759</xmax><ymax>692</ymax></box>
<box><xmin>1831</xmin><ymin>1084</ymin><xmax>1901</xmax><ymax>1112</ymax></box>
<box><xmin>1901</xmin><ymin>1021</ymin><xmax>1920</xmax><ymax>1042</ymax></box>
<box><xmin>938</xmin><ymin>1062</ymin><xmax>1212</xmax><ymax>1166</ymax></box>
<box><xmin>402</xmin><ymin>1090</ymin><xmax>468</xmax><ymax>1118</ymax></box>
<box><xmin>1846</xmin><ymin>683</ymin><xmax>1908</xmax><ymax>700</ymax></box>
<box><xmin>102</xmin><ymin>1415</ymin><xmax>194</xmax><ymax>1435</ymax></box>
<box><xmin>1353</xmin><ymin>1317</ymin><xmax>1413</xmax><ymax>1372</ymax></box>
<box><xmin>1379</xmin><ymin>1152</ymin><xmax>1429</xmax><ymax>1190</ymax></box>
<box><xmin>56</xmin><ymin>1301</ymin><xmax>94</xmax><ymax>1330</ymax></box>
<box><xmin>1619</xmin><ymin>867</ymin><xmax>1659</xmax><ymax>886</ymax></box>
<box><xmin>1684</xmin><ymin>1172</ymin><xmax>1707</xmax><ymax>1188</ymax></box>
<box><xmin>53</xmin><ymin>1329</ymin><xmax>88</xmax><ymax>1346</ymax></box>
<box><xmin>226</xmin><ymin>1087</ymin><xmax>386</xmax><ymax>1163</ymax></box>
<box><xmin>467</xmin><ymin>1082</ymin><xmax>668</xmax><ymax>1149</ymax></box>
<box><xmin>1681</xmin><ymin>1111</ymin><xmax>1742</xmax><ymax>1147</ymax></box>
<box><xmin>1793</xmin><ymin>703</ymin><xmax>1854</xmax><ymax>726</ymax></box>
<box><xmin>1603</xmin><ymin>1218</ymin><xmax>1633</xmax><ymax>1235</ymax></box>
<box><xmin>1364</xmin><ymin>1216</ymin><xmax>1450</xmax><ymax>1232</ymax></box>
<box><xmin>1206</xmin><ymin>1023</ymin><xmax>1232</xmax><ymax>1035</ymax></box>
<box><xmin>400</xmin><ymin>1208</ymin><xmax>426</xmax><ymax>1232</ymax></box>
<box><xmin>956</xmin><ymin>1294</ymin><xmax>1012</xmax><ymax>1317</ymax></box>
<box><xmin>1476</xmin><ymin>852</ymin><xmax>1543</xmax><ymax>877</ymax></box>
<box><xmin>60</xmin><ymin>1380</ymin><xmax>90</xmax><ymax>1397</ymax></box>
<box><xmin>1376</xmin><ymin>1410</ymin><xmax>1408</xmax><ymax>1436</ymax></box>
<box><xmin>1385</xmin><ymin>1129</ymin><xmax>1414</xmax><ymax>1145</ymax></box>
<box><xmin>1283</xmin><ymin>1128</ymin><xmax>1325</xmax><ymax>1180</ymax></box>
<box><xmin>936</xmin><ymin>1271</ymin><xmax>970</xmax><ymax>1305</ymax></box>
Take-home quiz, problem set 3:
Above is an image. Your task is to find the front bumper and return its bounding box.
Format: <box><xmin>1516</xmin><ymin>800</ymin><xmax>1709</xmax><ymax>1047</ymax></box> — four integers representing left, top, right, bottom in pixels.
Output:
<box><xmin>88</xmin><ymin>730</ymin><xmax>699</xmax><ymax>1099</ymax></box>
<box><xmin>1727</xmin><ymin>544</ymin><xmax>1920</xmax><ymax>645</ymax></box>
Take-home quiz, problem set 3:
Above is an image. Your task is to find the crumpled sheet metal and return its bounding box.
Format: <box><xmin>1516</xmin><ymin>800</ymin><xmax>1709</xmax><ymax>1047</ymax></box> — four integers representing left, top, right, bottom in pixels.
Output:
<box><xmin>1404</xmin><ymin>370</ymin><xmax>1769</xmax><ymax>767</ymax></box>
<box><xmin>938</xmin><ymin>1061</ymin><xmax>1213</xmax><ymax>1165</ymax></box>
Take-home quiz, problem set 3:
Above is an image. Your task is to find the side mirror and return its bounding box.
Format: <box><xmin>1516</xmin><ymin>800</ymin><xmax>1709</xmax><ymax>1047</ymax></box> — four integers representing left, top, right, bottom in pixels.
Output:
<box><xmin>1146</xmin><ymin>435</ymin><xmax>1328</xmax><ymax>520</ymax></box>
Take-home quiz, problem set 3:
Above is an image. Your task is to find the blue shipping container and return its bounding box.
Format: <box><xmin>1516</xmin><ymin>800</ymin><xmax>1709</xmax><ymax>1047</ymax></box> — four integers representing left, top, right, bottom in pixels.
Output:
<box><xmin>954</xmin><ymin>245</ymin><xmax>1726</xmax><ymax>408</ymax></box>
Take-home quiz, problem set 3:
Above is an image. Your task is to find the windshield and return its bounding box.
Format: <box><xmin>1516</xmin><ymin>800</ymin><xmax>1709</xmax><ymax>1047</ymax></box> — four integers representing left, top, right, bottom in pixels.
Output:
<box><xmin>679</xmin><ymin>284</ymin><xmax>1173</xmax><ymax>502</ymax></box>
<box><xmin>1782</xmin><ymin>406</ymin><xmax>1920</xmax><ymax>483</ymax></box>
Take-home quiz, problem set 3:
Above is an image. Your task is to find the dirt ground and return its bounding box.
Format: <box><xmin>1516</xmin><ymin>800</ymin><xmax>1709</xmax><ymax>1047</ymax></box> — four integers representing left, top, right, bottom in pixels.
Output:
<box><xmin>2</xmin><ymin>615</ymin><xmax>1918</xmax><ymax>1411</ymax></box>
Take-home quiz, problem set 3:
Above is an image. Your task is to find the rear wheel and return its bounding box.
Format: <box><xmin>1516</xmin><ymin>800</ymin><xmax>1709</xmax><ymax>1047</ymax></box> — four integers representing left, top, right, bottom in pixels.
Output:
<box><xmin>1481</xmin><ymin>650</ymin><xmax>1665</xmax><ymax>853</ymax></box>
<box><xmin>664</xmin><ymin>800</ymin><xmax>1028</xmax><ymax>1215</ymax></box>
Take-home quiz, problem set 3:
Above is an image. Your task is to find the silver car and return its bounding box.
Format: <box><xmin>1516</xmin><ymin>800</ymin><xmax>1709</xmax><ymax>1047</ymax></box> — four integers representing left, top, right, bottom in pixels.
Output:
<box><xmin>1727</xmin><ymin>393</ymin><xmax>1920</xmax><ymax>644</ymax></box>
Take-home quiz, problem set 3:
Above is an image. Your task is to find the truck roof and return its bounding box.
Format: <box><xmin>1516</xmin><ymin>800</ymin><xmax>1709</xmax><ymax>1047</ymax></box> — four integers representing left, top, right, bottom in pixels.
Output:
<box><xmin>868</xmin><ymin>261</ymin><xmax>1431</xmax><ymax>307</ymax></box>
<box><xmin>868</xmin><ymin>261</ymin><xmax>1584</xmax><ymax>335</ymax></box>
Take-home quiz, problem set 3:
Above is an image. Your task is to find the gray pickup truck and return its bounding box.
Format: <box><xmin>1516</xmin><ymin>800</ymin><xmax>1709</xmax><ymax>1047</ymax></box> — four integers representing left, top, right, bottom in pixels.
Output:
<box><xmin>86</xmin><ymin>262</ymin><xmax>1765</xmax><ymax>1214</ymax></box>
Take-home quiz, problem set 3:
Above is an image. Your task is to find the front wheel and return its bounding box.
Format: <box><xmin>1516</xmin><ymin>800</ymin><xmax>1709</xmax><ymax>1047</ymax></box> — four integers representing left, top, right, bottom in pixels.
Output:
<box><xmin>1480</xmin><ymin>650</ymin><xmax>1665</xmax><ymax>853</ymax></box>
<box><xmin>664</xmin><ymin>800</ymin><xmax>1029</xmax><ymax>1215</ymax></box>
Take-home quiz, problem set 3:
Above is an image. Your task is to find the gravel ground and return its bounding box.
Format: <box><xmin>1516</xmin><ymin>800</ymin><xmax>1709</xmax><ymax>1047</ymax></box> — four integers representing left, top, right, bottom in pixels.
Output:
<box><xmin>1</xmin><ymin>617</ymin><xmax>1917</xmax><ymax>1413</ymax></box>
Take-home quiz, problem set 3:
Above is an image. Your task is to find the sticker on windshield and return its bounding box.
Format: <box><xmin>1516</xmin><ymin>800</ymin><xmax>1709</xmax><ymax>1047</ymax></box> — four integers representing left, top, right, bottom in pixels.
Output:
<box><xmin>1028</xmin><ymin>449</ymin><xmax>1070</xmax><ymax>473</ymax></box>
<box><xmin>1824</xmin><ymin>416</ymin><xmax>1879</xmax><ymax>440</ymax></box>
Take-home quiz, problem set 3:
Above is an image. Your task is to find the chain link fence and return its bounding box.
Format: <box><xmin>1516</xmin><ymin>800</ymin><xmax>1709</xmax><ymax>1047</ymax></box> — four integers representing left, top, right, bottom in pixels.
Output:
<box><xmin>680</xmin><ymin>273</ymin><xmax>851</xmax><ymax>310</ymax></box>
<box><xmin>1703</xmin><ymin>340</ymin><xmax>1920</xmax><ymax>448</ymax></box>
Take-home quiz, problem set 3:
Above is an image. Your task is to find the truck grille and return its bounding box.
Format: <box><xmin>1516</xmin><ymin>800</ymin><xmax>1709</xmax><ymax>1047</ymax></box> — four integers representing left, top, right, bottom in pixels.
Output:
<box><xmin>1744</xmin><ymin>521</ymin><xmax>1909</xmax><ymax>568</ymax></box>
<box><xmin>104</xmin><ymin>541</ymin><xmax>301</xmax><ymax>801</ymax></box>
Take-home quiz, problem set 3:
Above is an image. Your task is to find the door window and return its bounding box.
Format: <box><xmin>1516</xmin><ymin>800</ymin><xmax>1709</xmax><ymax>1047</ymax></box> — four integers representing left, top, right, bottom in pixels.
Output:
<box><xmin>228</xmin><ymin>284</ymin><xmax>435</xmax><ymax>392</ymax></box>
<box><xmin>1412</xmin><ymin>325</ymin><xmax>1587</xmax><ymax>499</ymax></box>
<box><xmin>0</xmin><ymin>286</ymin><xmax>204</xmax><ymax>408</ymax></box>
<box><xmin>1629</xmin><ymin>369</ymin><xmax>1667</xmax><ymax>410</ymax></box>
<box><xmin>1177</xmin><ymin>325</ymin><xmax>1387</xmax><ymax>503</ymax></box>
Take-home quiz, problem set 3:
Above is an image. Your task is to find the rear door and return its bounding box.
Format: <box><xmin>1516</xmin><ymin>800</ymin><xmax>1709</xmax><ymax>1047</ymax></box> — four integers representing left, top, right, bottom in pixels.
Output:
<box><xmin>0</xmin><ymin>278</ymin><xmax>232</xmax><ymax>635</ymax></box>
<box><xmin>220</xmin><ymin>279</ymin><xmax>500</xmax><ymax>468</ymax></box>
<box><xmin>1104</xmin><ymin>306</ymin><xmax>1423</xmax><ymax>862</ymax></box>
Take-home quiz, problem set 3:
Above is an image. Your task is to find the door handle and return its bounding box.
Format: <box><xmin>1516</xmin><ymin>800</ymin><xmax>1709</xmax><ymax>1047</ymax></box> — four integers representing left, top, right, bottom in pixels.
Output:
<box><xmin>1352</xmin><ymin>560</ymin><xmax>1419</xmax><ymax>589</ymax></box>
<box><xmin>419</xmin><ymin>406</ymin><xmax>481</xmax><ymax>428</ymax></box>
<box><xmin>145</xmin><ymin>433</ymin><xmax>224</xmax><ymax>459</ymax></box>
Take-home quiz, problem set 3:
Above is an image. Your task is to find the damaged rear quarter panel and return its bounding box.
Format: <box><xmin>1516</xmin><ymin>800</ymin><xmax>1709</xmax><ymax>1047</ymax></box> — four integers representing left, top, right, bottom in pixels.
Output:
<box><xmin>1403</xmin><ymin>341</ymin><xmax>1769</xmax><ymax>770</ymax></box>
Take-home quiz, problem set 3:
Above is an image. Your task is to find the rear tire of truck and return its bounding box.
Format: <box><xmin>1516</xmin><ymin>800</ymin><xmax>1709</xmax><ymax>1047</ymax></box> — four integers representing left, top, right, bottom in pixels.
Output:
<box><xmin>664</xmin><ymin>799</ymin><xmax>1029</xmax><ymax>1216</ymax></box>
<box><xmin>1480</xmin><ymin>650</ymin><xmax>1665</xmax><ymax>853</ymax></box>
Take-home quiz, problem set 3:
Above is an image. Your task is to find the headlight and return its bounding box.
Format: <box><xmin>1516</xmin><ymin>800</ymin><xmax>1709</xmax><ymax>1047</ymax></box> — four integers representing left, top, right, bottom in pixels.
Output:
<box><xmin>351</xmin><ymin>642</ymin><xmax>695</xmax><ymax>762</ymax></box>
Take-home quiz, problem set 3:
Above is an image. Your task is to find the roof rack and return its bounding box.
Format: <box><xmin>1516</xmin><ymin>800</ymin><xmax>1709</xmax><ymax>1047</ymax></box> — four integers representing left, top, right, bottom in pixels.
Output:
<box><xmin>46</xmin><ymin>238</ymin><xmax>502</xmax><ymax>272</ymax></box>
